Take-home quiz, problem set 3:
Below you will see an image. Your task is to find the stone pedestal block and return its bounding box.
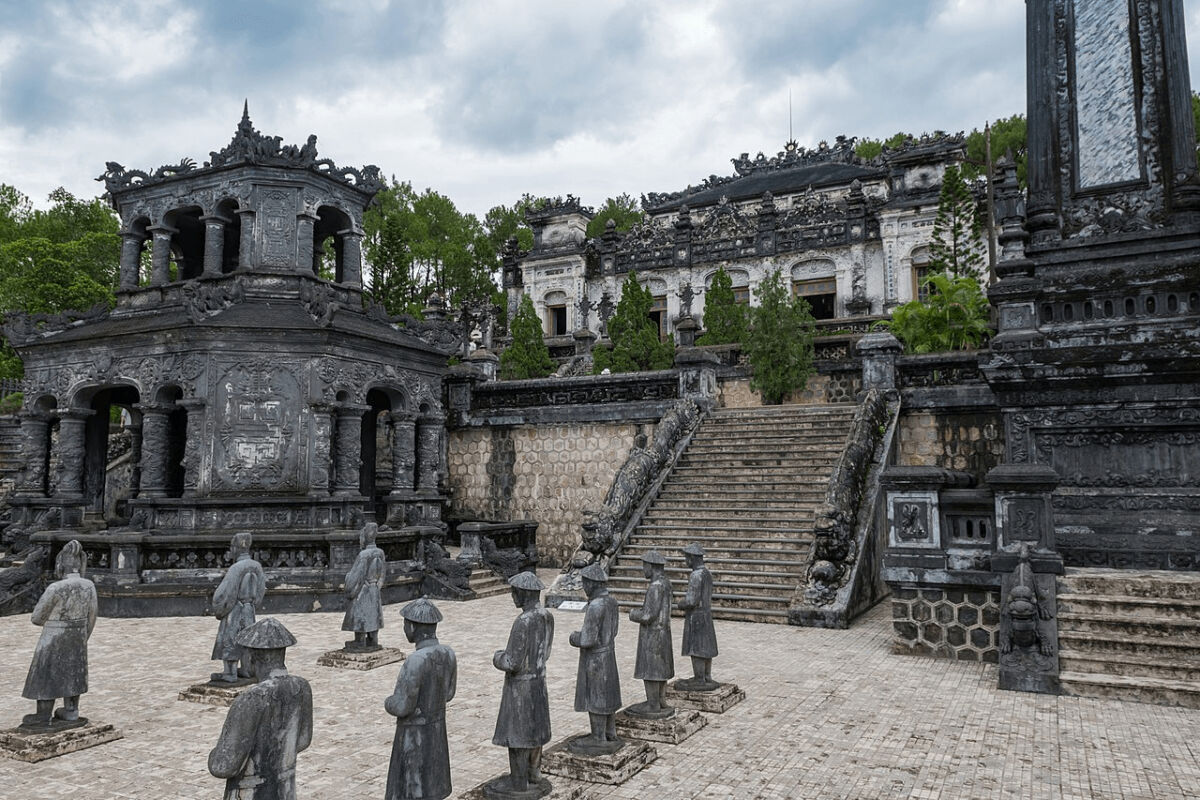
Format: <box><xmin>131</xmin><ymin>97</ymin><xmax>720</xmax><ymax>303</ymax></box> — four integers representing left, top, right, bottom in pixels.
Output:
<box><xmin>665</xmin><ymin>680</ymin><xmax>745</xmax><ymax>713</ymax></box>
<box><xmin>458</xmin><ymin>774</ymin><xmax>594</xmax><ymax>800</ymax></box>
<box><xmin>541</xmin><ymin>736</ymin><xmax>657</xmax><ymax>785</ymax></box>
<box><xmin>615</xmin><ymin>707</ymin><xmax>707</xmax><ymax>744</ymax></box>
<box><xmin>0</xmin><ymin>720</ymin><xmax>123</xmax><ymax>762</ymax></box>
<box><xmin>178</xmin><ymin>677</ymin><xmax>257</xmax><ymax>707</ymax></box>
<box><xmin>317</xmin><ymin>646</ymin><xmax>405</xmax><ymax>671</ymax></box>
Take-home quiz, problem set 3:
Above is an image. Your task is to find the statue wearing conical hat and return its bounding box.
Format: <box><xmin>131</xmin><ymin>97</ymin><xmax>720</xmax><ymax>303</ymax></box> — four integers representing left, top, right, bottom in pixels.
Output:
<box><xmin>384</xmin><ymin>597</ymin><xmax>457</xmax><ymax>800</ymax></box>
<box><xmin>567</xmin><ymin>564</ymin><xmax>622</xmax><ymax>754</ymax></box>
<box><xmin>627</xmin><ymin>550</ymin><xmax>675</xmax><ymax>717</ymax></box>
<box><xmin>210</xmin><ymin>532</ymin><xmax>266</xmax><ymax>683</ymax></box>
<box><xmin>678</xmin><ymin>543</ymin><xmax>719</xmax><ymax>690</ymax></box>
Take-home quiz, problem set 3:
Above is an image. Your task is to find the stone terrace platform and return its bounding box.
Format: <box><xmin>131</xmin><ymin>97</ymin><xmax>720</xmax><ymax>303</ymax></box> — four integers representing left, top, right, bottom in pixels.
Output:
<box><xmin>0</xmin><ymin>572</ymin><xmax>1197</xmax><ymax>799</ymax></box>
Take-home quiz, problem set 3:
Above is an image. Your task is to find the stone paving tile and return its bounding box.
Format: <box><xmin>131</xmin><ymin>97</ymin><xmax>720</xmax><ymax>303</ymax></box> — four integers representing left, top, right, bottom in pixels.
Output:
<box><xmin>0</xmin><ymin>569</ymin><xmax>1198</xmax><ymax>800</ymax></box>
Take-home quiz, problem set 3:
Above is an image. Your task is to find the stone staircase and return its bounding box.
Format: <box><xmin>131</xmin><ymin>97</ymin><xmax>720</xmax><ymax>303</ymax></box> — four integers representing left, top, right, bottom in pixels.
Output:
<box><xmin>467</xmin><ymin>568</ymin><xmax>510</xmax><ymax>599</ymax></box>
<box><xmin>607</xmin><ymin>403</ymin><xmax>857</xmax><ymax>624</ymax></box>
<box><xmin>1057</xmin><ymin>569</ymin><xmax>1200</xmax><ymax>708</ymax></box>
<box><xmin>0</xmin><ymin>415</ymin><xmax>22</xmax><ymax>498</ymax></box>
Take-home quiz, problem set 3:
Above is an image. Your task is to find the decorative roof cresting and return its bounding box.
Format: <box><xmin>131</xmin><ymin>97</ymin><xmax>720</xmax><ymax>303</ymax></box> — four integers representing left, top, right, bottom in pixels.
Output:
<box><xmin>96</xmin><ymin>101</ymin><xmax>386</xmax><ymax>196</ymax></box>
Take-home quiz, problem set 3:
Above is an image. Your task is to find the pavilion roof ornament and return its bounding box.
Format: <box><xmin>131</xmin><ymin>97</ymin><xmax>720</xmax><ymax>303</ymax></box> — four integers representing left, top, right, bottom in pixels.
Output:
<box><xmin>96</xmin><ymin>102</ymin><xmax>386</xmax><ymax>197</ymax></box>
<box><xmin>731</xmin><ymin>135</ymin><xmax>861</xmax><ymax>176</ymax></box>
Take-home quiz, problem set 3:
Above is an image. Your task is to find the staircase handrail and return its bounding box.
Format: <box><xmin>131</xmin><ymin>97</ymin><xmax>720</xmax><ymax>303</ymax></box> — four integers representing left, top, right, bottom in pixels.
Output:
<box><xmin>546</xmin><ymin>397</ymin><xmax>703</xmax><ymax>605</ymax></box>
<box><xmin>790</xmin><ymin>387</ymin><xmax>900</xmax><ymax>628</ymax></box>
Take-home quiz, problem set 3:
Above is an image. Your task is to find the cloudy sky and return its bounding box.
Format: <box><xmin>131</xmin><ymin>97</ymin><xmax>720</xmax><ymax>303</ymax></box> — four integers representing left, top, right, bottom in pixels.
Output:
<box><xmin>3</xmin><ymin>0</ymin><xmax>1200</xmax><ymax>220</ymax></box>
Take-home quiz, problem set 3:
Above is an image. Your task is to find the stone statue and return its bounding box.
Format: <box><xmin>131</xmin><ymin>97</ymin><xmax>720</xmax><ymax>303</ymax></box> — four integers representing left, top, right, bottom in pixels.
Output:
<box><xmin>20</xmin><ymin>540</ymin><xmax>96</xmax><ymax>729</ymax></box>
<box><xmin>626</xmin><ymin>550</ymin><xmax>674</xmax><ymax>717</ymax></box>
<box><xmin>567</xmin><ymin>564</ymin><xmax>622</xmax><ymax>754</ymax></box>
<box><xmin>342</xmin><ymin>522</ymin><xmax>385</xmax><ymax>651</ymax></box>
<box><xmin>208</xmin><ymin>618</ymin><xmax>313</xmax><ymax>800</ymax></box>
<box><xmin>677</xmin><ymin>543</ymin><xmax>719</xmax><ymax>690</ymax></box>
<box><xmin>211</xmin><ymin>532</ymin><xmax>266</xmax><ymax>683</ymax></box>
<box><xmin>385</xmin><ymin>597</ymin><xmax>457</xmax><ymax>800</ymax></box>
<box><xmin>1000</xmin><ymin>542</ymin><xmax>1054</xmax><ymax>656</ymax></box>
<box><xmin>487</xmin><ymin>571</ymin><xmax>555</xmax><ymax>799</ymax></box>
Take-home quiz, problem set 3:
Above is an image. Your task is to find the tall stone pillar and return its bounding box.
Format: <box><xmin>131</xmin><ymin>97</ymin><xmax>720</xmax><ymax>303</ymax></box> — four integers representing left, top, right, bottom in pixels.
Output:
<box><xmin>338</xmin><ymin>228</ymin><xmax>363</xmax><ymax>287</ymax></box>
<box><xmin>200</xmin><ymin>216</ymin><xmax>227</xmax><ymax>278</ymax></box>
<box><xmin>296</xmin><ymin>211</ymin><xmax>318</xmax><ymax>276</ymax></box>
<box><xmin>127</xmin><ymin>416</ymin><xmax>143</xmax><ymax>499</ymax></box>
<box><xmin>389</xmin><ymin>414</ymin><xmax>416</xmax><ymax>495</ymax></box>
<box><xmin>237</xmin><ymin>209</ymin><xmax>255</xmax><ymax>270</ymax></box>
<box><xmin>333</xmin><ymin>402</ymin><xmax>369</xmax><ymax>497</ymax></box>
<box><xmin>308</xmin><ymin>402</ymin><xmax>334</xmax><ymax>497</ymax></box>
<box><xmin>178</xmin><ymin>398</ymin><xmax>206</xmax><ymax>497</ymax></box>
<box><xmin>415</xmin><ymin>413</ymin><xmax>442</xmax><ymax>492</ymax></box>
<box><xmin>135</xmin><ymin>403</ymin><xmax>173</xmax><ymax>498</ymax></box>
<box><xmin>1023</xmin><ymin>0</ymin><xmax>1058</xmax><ymax>240</ymax></box>
<box><xmin>148</xmin><ymin>226</ymin><xmax>175</xmax><ymax>286</ymax></box>
<box><xmin>54</xmin><ymin>408</ymin><xmax>94</xmax><ymax>499</ymax></box>
<box><xmin>118</xmin><ymin>231</ymin><xmax>144</xmax><ymax>290</ymax></box>
<box><xmin>15</xmin><ymin>411</ymin><xmax>53</xmax><ymax>496</ymax></box>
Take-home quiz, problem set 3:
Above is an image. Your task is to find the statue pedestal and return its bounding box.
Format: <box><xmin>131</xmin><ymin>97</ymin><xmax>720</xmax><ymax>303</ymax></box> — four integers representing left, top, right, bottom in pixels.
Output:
<box><xmin>541</xmin><ymin>735</ymin><xmax>657</xmax><ymax>785</ymax></box>
<box><xmin>665</xmin><ymin>680</ymin><xmax>745</xmax><ymax>713</ymax></box>
<box><xmin>614</xmin><ymin>706</ymin><xmax>707</xmax><ymax>744</ymax></box>
<box><xmin>0</xmin><ymin>719</ymin><xmax>123</xmax><ymax>762</ymax></box>
<box><xmin>178</xmin><ymin>676</ymin><xmax>257</xmax><ymax>707</ymax></box>
<box><xmin>317</xmin><ymin>646</ymin><xmax>405</xmax><ymax>671</ymax></box>
<box><xmin>458</xmin><ymin>773</ymin><xmax>595</xmax><ymax>800</ymax></box>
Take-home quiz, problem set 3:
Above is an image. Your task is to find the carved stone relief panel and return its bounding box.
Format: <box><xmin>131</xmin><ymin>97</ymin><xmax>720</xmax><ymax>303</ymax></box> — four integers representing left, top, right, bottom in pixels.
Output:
<box><xmin>258</xmin><ymin>186</ymin><xmax>298</xmax><ymax>267</ymax></box>
<box><xmin>887</xmin><ymin>491</ymin><xmax>940</xmax><ymax>549</ymax></box>
<box><xmin>212</xmin><ymin>361</ymin><xmax>303</xmax><ymax>492</ymax></box>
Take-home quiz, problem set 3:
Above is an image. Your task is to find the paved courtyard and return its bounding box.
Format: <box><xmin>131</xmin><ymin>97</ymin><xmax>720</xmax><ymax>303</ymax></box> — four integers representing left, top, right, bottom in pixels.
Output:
<box><xmin>1</xmin><ymin>571</ymin><xmax>1197</xmax><ymax>800</ymax></box>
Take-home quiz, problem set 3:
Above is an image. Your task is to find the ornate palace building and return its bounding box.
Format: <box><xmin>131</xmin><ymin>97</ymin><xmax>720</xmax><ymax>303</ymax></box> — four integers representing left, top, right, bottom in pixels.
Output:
<box><xmin>504</xmin><ymin>133</ymin><xmax>971</xmax><ymax>348</ymax></box>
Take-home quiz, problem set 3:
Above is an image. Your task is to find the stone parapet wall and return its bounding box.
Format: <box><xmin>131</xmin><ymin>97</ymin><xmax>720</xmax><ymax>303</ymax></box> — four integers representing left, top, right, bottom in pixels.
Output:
<box><xmin>890</xmin><ymin>585</ymin><xmax>1000</xmax><ymax>663</ymax></box>
<box><xmin>447</xmin><ymin>422</ymin><xmax>647</xmax><ymax>568</ymax></box>
<box><xmin>897</xmin><ymin>409</ymin><xmax>1004</xmax><ymax>477</ymax></box>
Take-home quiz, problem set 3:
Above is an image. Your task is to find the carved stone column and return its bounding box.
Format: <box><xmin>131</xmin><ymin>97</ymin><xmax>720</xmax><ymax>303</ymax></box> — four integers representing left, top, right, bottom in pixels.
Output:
<box><xmin>177</xmin><ymin>398</ymin><xmax>206</xmax><ymax>497</ymax></box>
<box><xmin>54</xmin><ymin>408</ymin><xmax>95</xmax><ymax>499</ymax></box>
<box><xmin>127</xmin><ymin>416</ymin><xmax>142</xmax><ymax>499</ymax></box>
<box><xmin>118</xmin><ymin>231</ymin><xmax>144</xmax><ymax>290</ymax></box>
<box><xmin>148</xmin><ymin>225</ymin><xmax>176</xmax><ymax>286</ymax></box>
<box><xmin>333</xmin><ymin>402</ymin><xmax>369</xmax><ymax>497</ymax></box>
<box><xmin>297</xmin><ymin>211</ymin><xmax>318</xmax><ymax>276</ymax></box>
<box><xmin>307</xmin><ymin>402</ymin><xmax>335</xmax><ymax>497</ymax></box>
<box><xmin>337</xmin><ymin>228</ymin><xmax>364</xmax><ymax>287</ymax></box>
<box><xmin>236</xmin><ymin>209</ymin><xmax>255</xmax><ymax>270</ymax></box>
<box><xmin>415</xmin><ymin>413</ymin><xmax>442</xmax><ymax>492</ymax></box>
<box><xmin>15</xmin><ymin>411</ymin><xmax>53</xmax><ymax>496</ymax></box>
<box><xmin>135</xmin><ymin>402</ymin><xmax>173</xmax><ymax>498</ymax></box>
<box><xmin>389</xmin><ymin>414</ymin><xmax>416</xmax><ymax>495</ymax></box>
<box><xmin>200</xmin><ymin>215</ymin><xmax>227</xmax><ymax>278</ymax></box>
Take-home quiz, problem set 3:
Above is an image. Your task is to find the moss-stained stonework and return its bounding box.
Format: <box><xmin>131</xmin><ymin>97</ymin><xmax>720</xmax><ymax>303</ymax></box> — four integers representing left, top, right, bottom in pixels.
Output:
<box><xmin>891</xmin><ymin>586</ymin><xmax>1000</xmax><ymax>663</ymax></box>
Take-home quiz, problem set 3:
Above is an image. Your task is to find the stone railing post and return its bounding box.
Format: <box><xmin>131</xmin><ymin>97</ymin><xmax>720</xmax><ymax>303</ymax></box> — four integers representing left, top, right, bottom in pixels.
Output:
<box><xmin>415</xmin><ymin>412</ymin><xmax>443</xmax><ymax>492</ymax></box>
<box><xmin>332</xmin><ymin>402</ymin><xmax>369</xmax><ymax>497</ymax></box>
<box><xmin>236</xmin><ymin>209</ymin><xmax>256</xmax><ymax>270</ymax></box>
<box><xmin>54</xmin><ymin>408</ymin><xmax>95</xmax><ymax>499</ymax></box>
<box><xmin>15</xmin><ymin>410</ymin><xmax>53</xmax><ymax>496</ymax></box>
<box><xmin>389</xmin><ymin>413</ymin><xmax>417</xmax><ymax>495</ymax></box>
<box><xmin>148</xmin><ymin>225</ymin><xmax>176</xmax><ymax>286</ymax></box>
<box><xmin>675</xmin><ymin>347</ymin><xmax>719</xmax><ymax>410</ymax></box>
<box><xmin>986</xmin><ymin>464</ymin><xmax>1061</xmax><ymax>556</ymax></box>
<box><xmin>118</xmin><ymin>231</ymin><xmax>145</xmax><ymax>290</ymax></box>
<box><xmin>135</xmin><ymin>402</ymin><xmax>173</xmax><ymax>498</ymax></box>
<box><xmin>200</xmin><ymin>215</ymin><xmax>228</xmax><ymax>278</ymax></box>
<box><xmin>856</xmin><ymin>330</ymin><xmax>903</xmax><ymax>394</ymax></box>
<box><xmin>177</xmin><ymin>398</ymin><xmax>206</xmax><ymax>497</ymax></box>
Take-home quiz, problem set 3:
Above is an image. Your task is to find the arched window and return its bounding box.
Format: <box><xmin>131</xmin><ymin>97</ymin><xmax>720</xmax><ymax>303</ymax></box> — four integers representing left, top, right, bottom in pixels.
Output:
<box><xmin>543</xmin><ymin>290</ymin><xmax>568</xmax><ymax>336</ymax></box>
<box><xmin>909</xmin><ymin>246</ymin><xmax>933</xmax><ymax>303</ymax></box>
<box><xmin>791</xmin><ymin>260</ymin><xmax>838</xmax><ymax>319</ymax></box>
<box><xmin>163</xmin><ymin>206</ymin><xmax>205</xmax><ymax>281</ymax></box>
<box><xmin>314</xmin><ymin>206</ymin><xmax>352</xmax><ymax>282</ymax></box>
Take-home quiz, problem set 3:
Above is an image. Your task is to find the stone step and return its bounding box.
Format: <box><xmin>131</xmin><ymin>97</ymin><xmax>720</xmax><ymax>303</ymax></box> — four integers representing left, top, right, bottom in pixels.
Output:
<box><xmin>638</xmin><ymin>522</ymin><xmax>813</xmax><ymax>535</ymax></box>
<box><xmin>609</xmin><ymin>585</ymin><xmax>790</xmax><ymax>610</ymax></box>
<box><xmin>689</xmin><ymin>432</ymin><xmax>850</xmax><ymax>445</ymax></box>
<box><xmin>1057</xmin><ymin>593</ymin><xmax>1200</xmax><ymax>620</ymax></box>
<box><xmin>467</xmin><ymin>569</ymin><xmax>509</xmax><ymax>599</ymax></box>
<box><xmin>1058</xmin><ymin>569</ymin><xmax>1200</xmax><ymax>601</ymax></box>
<box><xmin>1057</xmin><ymin>611</ymin><xmax>1200</xmax><ymax>639</ymax></box>
<box><xmin>617</xmin><ymin>555</ymin><xmax>811</xmax><ymax>574</ymax></box>
<box><xmin>642</xmin><ymin>509</ymin><xmax>817</xmax><ymax>523</ymax></box>
<box><xmin>680</xmin><ymin>446</ymin><xmax>845</xmax><ymax>458</ymax></box>
<box><xmin>1056</xmin><ymin>630</ymin><xmax>1200</xmax><ymax>661</ymax></box>
<box><xmin>608</xmin><ymin>574</ymin><xmax>796</xmax><ymax>598</ymax></box>
<box><xmin>709</xmin><ymin>404</ymin><xmax>856</xmax><ymax>420</ymax></box>
<box><xmin>609</xmin><ymin>566</ymin><xmax>802</xmax><ymax>586</ymax></box>
<box><xmin>1058</xmin><ymin>651</ymin><xmax>1200</xmax><ymax>682</ymax></box>
<box><xmin>651</xmin><ymin>497</ymin><xmax>822</xmax><ymax>511</ymax></box>
<box><xmin>656</xmin><ymin>486</ymin><xmax>824</xmax><ymax>499</ymax></box>
<box><xmin>1058</xmin><ymin>672</ymin><xmax>1200</xmax><ymax>709</ymax></box>
<box><xmin>624</xmin><ymin>540</ymin><xmax>809</xmax><ymax>558</ymax></box>
<box><xmin>668</xmin><ymin>467</ymin><xmax>836</xmax><ymax>480</ymax></box>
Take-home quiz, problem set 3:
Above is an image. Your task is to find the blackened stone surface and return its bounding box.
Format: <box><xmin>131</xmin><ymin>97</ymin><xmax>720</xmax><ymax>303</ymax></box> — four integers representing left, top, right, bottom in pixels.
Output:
<box><xmin>541</xmin><ymin>736</ymin><xmax>657</xmax><ymax>786</ymax></box>
<box><xmin>316</xmin><ymin>646</ymin><xmax>404</xmax><ymax>671</ymax></box>
<box><xmin>664</xmin><ymin>680</ymin><xmax>745</xmax><ymax>713</ymax></box>
<box><xmin>0</xmin><ymin>720</ymin><xmax>122</xmax><ymax>762</ymax></box>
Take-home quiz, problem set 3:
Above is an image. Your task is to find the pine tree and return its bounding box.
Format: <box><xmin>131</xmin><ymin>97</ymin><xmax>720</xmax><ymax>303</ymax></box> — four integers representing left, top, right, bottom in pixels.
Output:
<box><xmin>744</xmin><ymin>270</ymin><xmax>815</xmax><ymax>405</ymax></box>
<box><xmin>697</xmin><ymin>266</ymin><xmax>747</xmax><ymax>345</ymax></box>
<box><xmin>593</xmin><ymin>271</ymin><xmax>674</xmax><ymax>374</ymax></box>
<box><xmin>929</xmin><ymin>164</ymin><xmax>985</xmax><ymax>280</ymax></box>
<box><xmin>499</xmin><ymin>294</ymin><xmax>555</xmax><ymax>380</ymax></box>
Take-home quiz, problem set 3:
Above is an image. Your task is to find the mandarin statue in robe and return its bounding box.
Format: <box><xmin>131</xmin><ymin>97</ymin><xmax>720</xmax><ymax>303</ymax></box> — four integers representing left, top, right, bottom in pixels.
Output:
<box><xmin>567</xmin><ymin>564</ymin><xmax>622</xmax><ymax>755</ymax></box>
<box><xmin>677</xmin><ymin>543</ymin><xmax>719</xmax><ymax>690</ymax></box>
<box><xmin>627</xmin><ymin>550</ymin><xmax>674</xmax><ymax>717</ymax></box>
<box><xmin>488</xmin><ymin>571</ymin><xmax>555</xmax><ymax>799</ymax></box>
<box><xmin>385</xmin><ymin>597</ymin><xmax>457</xmax><ymax>800</ymax></box>
<box><xmin>208</xmin><ymin>618</ymin><xmax>313</xmax><ymax>800</ymax></box>
<box><xmin>20</xmin><ymin>540</ymin><xmax>97</xmax><ymax>729</ymax></box>
<box><xmin>342</xmin><ymin>522</ymin><xmax>385</xmax><ymax>651</ymax></box>
<box><xmin>211</xmin><ymin>532</ymin><xmax>267</xmax><ymax>683</ymax></box>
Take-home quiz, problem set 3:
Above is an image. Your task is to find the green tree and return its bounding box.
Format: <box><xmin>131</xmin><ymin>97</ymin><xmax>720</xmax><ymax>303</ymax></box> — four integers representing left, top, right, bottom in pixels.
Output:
<box><xmin>593</xmin><ymin>271</ymin><xmax>674</xmax><ymax>374</ymax></box>
<box><xmin>877</xmin><ymin>272</ymin><xmax>990</xmax><ymax>354</ymax></box>
<box><xmin>585</xmin><ymin>193</ymin><xmax>644</xmax><ymax>239</ymax></box>
<box><xmin>696</xmin><ymin>266</ymin><xmax>747</xmax><ymax>345</ymax></box>
<box><xmin>499</xmin><ymin>294</ymin><xmax>555</xmax><ymax>380</ymax></box>
<box><xmin>963</xmin><ymin>115</ymin><xmax>1028</xmax><ymax>186</ymax></box>
<box><xmin>482</xmin><ymin>194</ymin><xmax>537</xmax><ymax>255</ymax></box>
<box><xmin>854</xmin><ymin>132</ymin><xmax>912</xmax><ymax>161</ymax></box>
<box><xmin>0</xmin><ymin>186</ymin><xmax>120</xmax><ymax>378</ymax></box>
<box><xmin>744</xmin><ymin>270</ymin><xmax>815</xmax><ymax>405</ymax></box>
<box><xmin>929</xmin><ymin>164</ymin><xmax>985</xmax><ymax>280</ymax></box>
